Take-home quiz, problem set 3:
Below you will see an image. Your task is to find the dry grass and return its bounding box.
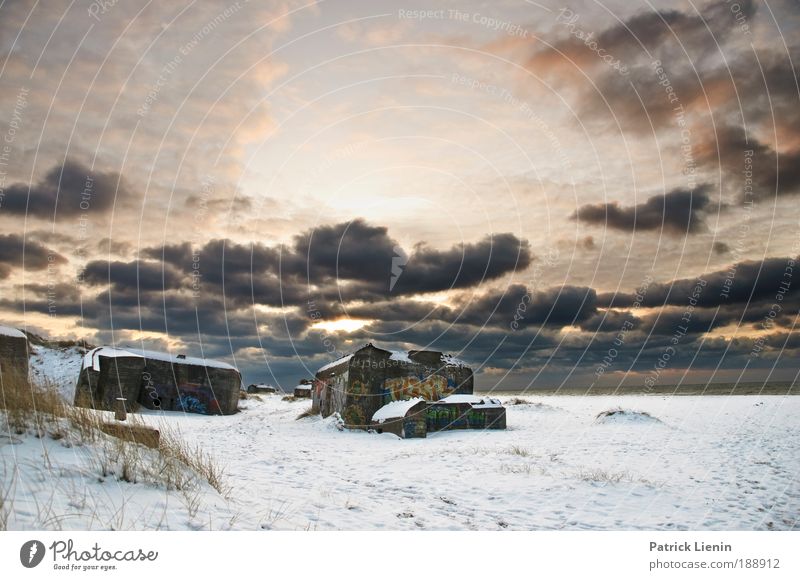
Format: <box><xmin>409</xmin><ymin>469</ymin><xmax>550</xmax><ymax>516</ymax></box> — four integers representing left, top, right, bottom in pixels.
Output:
<box><xmin>505</xmin><ymin>397</ymin><xmax>531</xmax><ymax>405</ymax></box>
<box><xmin>157</xmin><ymin>423</ymin><xmax>230</xmax><ymax>497</ymax></box>
<box><xmin>595</xmin><ymin>407</ymin><xmax>662</xmax><ymax>424</ymax></box>
<box><xmin>506</xmin><ymin>445</ymin><xmax>530</xmax><ymax>457</ymax></box>
<box><xmin>295</xmin><ymin>406</ymin><xmax>316</xmax><ymax>420</ymax></box>
<box><xmin>0</xmin><ymin>374</ymin><xmax>232</xmax><ymax>528</ymax></box>
<box><xmin>0</xmin><ymin>374</ymin><xmax>65</xmax><ymax>435</ymax></box>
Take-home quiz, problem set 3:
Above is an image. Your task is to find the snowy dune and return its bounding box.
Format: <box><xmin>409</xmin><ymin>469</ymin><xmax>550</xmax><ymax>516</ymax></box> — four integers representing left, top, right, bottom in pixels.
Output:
<box><xmin>6</xmin><ymin>393</ymin><xmax>795</xmax><ymax>530</ymax></box>
<box><xmin>28</xmin><ymin>344</ymin><xmax>84</xmax><ymax>402</ymax></box>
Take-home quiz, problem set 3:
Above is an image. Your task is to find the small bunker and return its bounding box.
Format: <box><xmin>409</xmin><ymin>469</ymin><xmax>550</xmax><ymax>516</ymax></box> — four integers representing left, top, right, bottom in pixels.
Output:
<box><xmin>75</xmin><ymin>347</ymin><xmax>145</xmax><ymax>410</ymax></box>
<box><xmin>293</xmin><ymin>380</ymin><xmax>312</xmax><ymax>398</ymax></box>
<box><xmin>313</xmin><ymin>343</ymin><xmax>474</xmax><ymax>427</ymax></box>
<box><xmin>371</xmin><ymin>398</ymin><xmax>427</xmax><ymax>438</ymax></box>
<box><xmin>0</xmin><ymin>324</ymin><xmax>29</xmax><ymax>382</ymax></box>
<box><xmin>427</xmin><ymin>395</ymin><xmax>507</xmax><ymax>432</ymax></box>
<box><xmin>247</xmin><ymin>383</ymin><xmax>277</xmax><ymax>394</ymax></box>
<box><xmin>313</xmin><ymin>343</ymin><xmax>506</xmax><ymax>436</ymax></box>
<box><xmin>75</xmin><ymin>347</ymin><xmax>242</xmax><ymax>415</ymax></box>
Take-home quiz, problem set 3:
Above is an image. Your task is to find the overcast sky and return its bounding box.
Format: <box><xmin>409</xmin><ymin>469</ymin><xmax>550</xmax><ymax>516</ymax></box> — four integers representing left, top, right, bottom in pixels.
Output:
<box><xmin>1</xmin><ymin>0</ymin><xmax>798</xmax><ymax>390</ymax></box>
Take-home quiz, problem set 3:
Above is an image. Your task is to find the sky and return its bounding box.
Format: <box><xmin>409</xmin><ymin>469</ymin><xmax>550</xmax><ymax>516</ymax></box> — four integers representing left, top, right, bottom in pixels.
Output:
<box><xmin>0</xmin><ymin>0</ymin><xmax>798</xmax><ymax>390</ymax></box>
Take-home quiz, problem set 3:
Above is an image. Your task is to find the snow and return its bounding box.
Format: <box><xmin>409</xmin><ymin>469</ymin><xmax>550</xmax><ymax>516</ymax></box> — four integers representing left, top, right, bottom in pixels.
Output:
<box><xmin>441</xmin><ymin>353</ymin><xmax>467</xmax><ymax>367</ymax></box>
<box><xmin>3</xmin><ymin>394</ymin><xmax>799</xmax><ymax>530</ymax></box>
<box><xmin>295</xmin><ymin>384</ymin><xmax>312</xmax><ymax>391</ymax></box>
<box><xmin>316</xmin><ymin>350</ymin><xmax>467</xmax><ymax>374</ymax></box>
<box><xmin>438</xmin><ymin>394</ymin><xmax>503</xmax><ymax>408</ymax></box>
<box><xmin>0</xmin><ymin>416</ymin><xmax>234</xmax><ymax>530</ymax></box>
<box><xmin>316</xmin><ymin>354</ymin><xmax>353</xmax><ymax>373</ymax></box>
<box><xmin>29</xmin><ymin>344</ymin><xmax>85</xmax><ymax>402</ymax></box>
<box><xmin>0</xmin><ymin>324</ymin><xmax>26</xmax><ymax>339</ymax></box>
<box><xmin>80</xmin><ymin>346</ymin><xmax>237</xmax><ymax>372</ymax></box>
<box><xmin>372</xmin><ymin>398</ymin><xmax>425</xmax><ymax>423</ymax></box>
<box><xmin>389</xmin><ymin>350</ymin><xmax>466</xmax><ymax>367</ymax></box>
<box><xmin>595</xmin><ymin>407</ymin><xmax>663</xmax><ymax>424</ymax></box>
<box><xmin>389</xmin><ymin>350</ymin><xmax>413</xmax><ymax>363</ymax></box>
<box><xmin>82</xmin><ymin>346</ymin><xmax>143</xmax><ymax>371</ymax></box>
<box><xmin>134</xmin><ymin>348</ymin><xmax>238</xmax><ymax>371</ymax></box>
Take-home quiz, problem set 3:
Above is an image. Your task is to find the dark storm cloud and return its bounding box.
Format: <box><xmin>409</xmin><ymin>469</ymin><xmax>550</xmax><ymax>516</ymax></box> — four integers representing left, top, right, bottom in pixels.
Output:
<box><xmin>0</xmin><ymin>234</ymin><xmax>66</xmax><ymax>279</ymax></box>
<box><xmin>21</xmin><ymin>282</ymin><xmax>81</xmax><ymax>302</ymax></box>
<box><xmin>573</xmin><ymin>185</ymin><xmax>714</xmax><ymax>234</ymax></box>
<box><xmin>713</xmin><ymin>242</ymin><xmax>730</xmax><ymax>255</ymax></box>
<box><xmin>697</xmin><ymin>125</ymin><xmax>800</xmax><ymax>199</ymax></box>
<box><xmin>289</xmin><ymin>219</ymin><xmax>396</xmax><ymax>284</ymax></box>
<box><xmin>80</xmin><ymin>260</ymin><xmax>184</xmax><ymax>292</ymax></box>
<box><xmin>393</xmin><ymin>233</ymin><xmax>532</xmax><ymax>295</ymax></box>
<box><xmin>526</xmin><ymin>1</ymin><xmax>759</xmax><ymax>131</ymax></box>
<box><xmin>533</xmin><ymin>1</ymin><xmax>756</xmax><ymax>74</ymax></box>
<box><xmin>462</xmin><ymin>284</ymin><xmax>597</xmax><ymax>327</ymax></box>
<box><xmin>96</xmin><ymin>237</ymin><xmax>132</xmax><ymax>257</ymax></box>
<box><xmin>0</xmin><ymin>160</ymin><xmax>127</xmax><ymax>218</ymax></box>
<box><xmin>146</xmin><ymin>219</ymin><xmax>532</xmax><ymax>306</ymax></box>
<box><xmin>344</xmin><ymin>283</ymin><xmax>598</xmax><ymax>333</ymax></box>
<box><xmin>286</xmin><ymin>219</ymin><xmax>533</xmax><ymax>295</ymax></box>
<box><xmin>599</xmin><ymin>256</ymin><xmax>797</xmax><ymax>309</ymax></box>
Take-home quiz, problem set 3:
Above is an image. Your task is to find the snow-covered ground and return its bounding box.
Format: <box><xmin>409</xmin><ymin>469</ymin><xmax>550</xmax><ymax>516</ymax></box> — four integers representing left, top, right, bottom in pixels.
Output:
<box><xmin>28</xmin><ymin>344</ymin><xmax>84</xmax><ymax>402</ymax></box>
<box><xmin>8</xmin><ymin>393</ymin><xmax>796</xmax><ymax>531</ymax></box>
<box><xmin>4</xmin><ymin>357</ymin><xmax>799</xmax><ymax>530</ymax></box>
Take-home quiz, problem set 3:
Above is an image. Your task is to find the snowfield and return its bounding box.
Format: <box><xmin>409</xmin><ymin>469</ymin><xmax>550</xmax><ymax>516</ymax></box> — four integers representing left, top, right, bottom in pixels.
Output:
<box><xmin>28</xmin><ymin>344</ymin><xmax>84</xmax><ymax>402</ymax></box>
<box><xmin>4</xmin><ymin>391</ymin><xmax>797</xmax><ymax>530</ymax></box>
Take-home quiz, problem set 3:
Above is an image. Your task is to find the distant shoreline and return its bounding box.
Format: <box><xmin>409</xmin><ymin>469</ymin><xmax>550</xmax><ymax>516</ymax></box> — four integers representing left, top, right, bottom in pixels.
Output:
<box><xmin>478</xmin><ymin>382</ymin><xmax>798</xmax><ymax>396</ymax></box>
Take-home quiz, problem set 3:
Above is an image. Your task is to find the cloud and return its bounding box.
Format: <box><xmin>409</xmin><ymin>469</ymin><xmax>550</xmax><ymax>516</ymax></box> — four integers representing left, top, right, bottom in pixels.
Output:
<box><xmin>573</xmin><ymin>185</ymin><xmax>714</xmax><ymax>234</ymax></box>
<box><xmin>599</xmin><ymin>256</ymin><xmax>798</xmax><ymax>309</ymax></box>
<box><xmin>144</xmin><ymin>219</ymin><xmax>532</xmax><ymax>307</ymax></box>
<box><xmin>392</xmin><ymin>233</ymin><xmax>533</xmax><ymax>295</ymax></box>
<box><xmin>0</xmin><ymin>234</ymin><xmax>66</xmax><ymax>279</ymax></box>
<box><xmin>536</xmin><ymin>2</ymin><xmax>754</xmax><ymax>74</ymax></box>
<box><xmin>712</xmin><ymin>241</ymin><xmax>730</xmax><ymax>255</ymax></box>
<box><xmin>698</xmin><ymin>125</ymin><xmax>800</xmax><ymax>199</ymax></box>
<box><xmin>80</xmin><ymin>260</ymin><xmax>184</xmax><ymax>292</ymax></box>
<box><xmin>0</xmin><ymin>160</ymin><xmax>127</xmax><ymax>218</ymax></box>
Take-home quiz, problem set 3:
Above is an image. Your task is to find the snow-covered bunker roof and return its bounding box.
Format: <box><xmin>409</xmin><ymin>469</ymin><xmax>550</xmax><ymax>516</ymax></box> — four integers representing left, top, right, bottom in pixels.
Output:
<box><xmin>315</xmin><ymin>343</ymin><xmax>468</xmax><ymax>375</ymax></box>
<box><xmin>0</xmin><ymin>324</ymin><xmax>27</xmax><ymax>339</ymax></box>
<box><xmin>82</xmin><ymin>346</ymin><xmax>238</xmax><ymax>372</ymax></box>
<box><xmin>371</xmin><ymin>398</ymin><xmax>426</xmax><ymax>423</ymax></box>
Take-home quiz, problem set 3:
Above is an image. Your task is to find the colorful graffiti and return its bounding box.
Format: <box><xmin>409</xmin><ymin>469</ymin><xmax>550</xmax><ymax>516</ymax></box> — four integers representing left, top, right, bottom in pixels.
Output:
<box><xmin>383</xmin><ymin>374</ymin><xmax>455</xmax><ymax>402</ymax></box>
<box><xmin>342</xmin><ymin>404</ymin><xmax>367</xmax><ymax>427</ymax></box>
<box><xmin>426</xmin><ymin>404</ymin><xmax>505</xmax><ymax>432</ymax></box>
<box><xmin>179</xmin><ymin>394</ymin><xmax>208</xmax><ymax>414</ymax></box>
<box><xmin>142</xmin><ymin>380</ymin><xmax>221</xmax><ymax>415</ymax></box>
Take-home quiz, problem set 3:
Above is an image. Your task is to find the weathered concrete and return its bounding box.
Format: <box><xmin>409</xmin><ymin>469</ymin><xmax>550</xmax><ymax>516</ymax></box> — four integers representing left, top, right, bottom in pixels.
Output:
<box><xmin>100</xmin><ymin>422</ymin><xmax>161</xmax><ymax>449</ymax></box>
<box><xmin>0</xmin><ymin>326</ymin><xmax>29</xmax><ymax>382</ymax></box>
<box><xmin>313</xmin><ymin>343</ymin><xmax>474</xmax><ymax>428</ymax></box>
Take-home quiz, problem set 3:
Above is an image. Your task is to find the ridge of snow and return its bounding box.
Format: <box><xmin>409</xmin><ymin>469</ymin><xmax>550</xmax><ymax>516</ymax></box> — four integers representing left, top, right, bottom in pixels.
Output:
<box><xmin>317</xmin><ymin>354</ymin><xmax>353</xmax><ymax>373</ymax></box>
<box><xmin>440</xmin><ymin>353</ymin><xmax>467</xmax><ymax>367</ymax></box>
<box><xmin>29</xmin><ymin>344</ymin><xmax>85</xmax><ymax>402</ymax></box>
<box><xmin>389</xmin><ymin>350</ymin><xmax>413</xmax><ymax>363</ymax></box>
<box><xmin>81</xmin><ymin>346</ymin><xmax>237</xmax><ymax>372</ymax></box>
<box><xmin>438</xmin><ymin>394</ymin><xmax>503</xmax><ymax>408</ymax></box>
<box><xmin>82</xmin><ymin>346</ymin><xmax>143</xmax><ymax>371</ymax></box>
<box><xmin>0</xmin><ymin>324</ymin><xmax>26</xmax><ymax>339</ymax></box>
<box><xmin>372</xmin><ymin>398</ymin><xmax>425</xmax><ymax>423</ymax></box>
<box><xmin>135</xmin><ymin>348</ymin><xmax>238</xmax><ymax>371</ymax></box>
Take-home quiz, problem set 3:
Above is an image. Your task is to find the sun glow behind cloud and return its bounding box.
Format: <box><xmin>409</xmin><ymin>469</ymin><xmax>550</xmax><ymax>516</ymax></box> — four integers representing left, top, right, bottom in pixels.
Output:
<box><xmin>311</xmin><ymin>318</ymin><xmax>372</xmax><ymax>333</ymax></box>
